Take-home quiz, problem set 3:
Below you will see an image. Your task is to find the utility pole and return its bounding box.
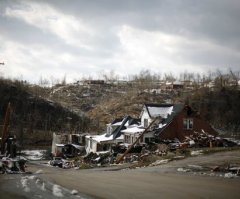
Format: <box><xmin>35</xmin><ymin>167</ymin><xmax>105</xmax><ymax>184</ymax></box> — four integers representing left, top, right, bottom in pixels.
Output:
<box><xmin>116</xmin><ymin>116</ymin><xmax>161</xmax><ymax>164</ymax></box>
<box><xmin>1</xmin><ymin>103</ymin><xmax>11</xmax><ymax>155</ymax></box>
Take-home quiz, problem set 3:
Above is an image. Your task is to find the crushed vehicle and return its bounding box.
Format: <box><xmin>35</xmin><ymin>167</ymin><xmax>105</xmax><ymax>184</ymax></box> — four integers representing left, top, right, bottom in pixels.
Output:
<box><xmin>49</xmin><ymin>157</ymin><xmax>63</xmax><ymax>168</ymax></box>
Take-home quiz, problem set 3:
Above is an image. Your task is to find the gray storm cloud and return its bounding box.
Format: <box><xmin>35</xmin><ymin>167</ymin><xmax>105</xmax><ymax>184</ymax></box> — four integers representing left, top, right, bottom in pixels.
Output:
<box><xmin>0</xmin><ymin>0</ymin><xmax>240</xmax><ymax>83</ymax></box>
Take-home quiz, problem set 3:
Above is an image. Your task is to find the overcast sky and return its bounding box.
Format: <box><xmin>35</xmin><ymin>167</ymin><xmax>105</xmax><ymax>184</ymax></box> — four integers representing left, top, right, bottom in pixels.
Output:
<box><xmin>0</xmin><ymin>0</ymin><xmax>240</xmax><ymax>83</ymax></box>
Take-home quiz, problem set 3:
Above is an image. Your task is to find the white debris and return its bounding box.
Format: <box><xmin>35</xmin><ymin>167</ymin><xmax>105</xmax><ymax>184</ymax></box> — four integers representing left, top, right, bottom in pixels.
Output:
<box><xmin>21</xmin><ymin>150</ymin><xmax>45</xmax><ymax>160</ymax></box>
<box><xmin>191</xmin><ymin>150</ymin><xmax>203</xmax><ymax>156</ymax></box>
<box><xmin>21</xmin><ymin>177</ymin><xmax>30</xmax><ymax>192</ymax></box>
<box><xmin>173</xmin><ymin>156</ymin><xmax>185</xmax><ymax>160</ymax></box>
<box><xmin>189</xmin><ymin>140</ymin><xmax>195</xmax><ymax>146</ymax></box>
<box><xmin>41</xmin><ymin>182</ymin><xmax>46</xmax><ymax>191</ymax></box>
<box><xmin>35</xmin><ymin>169</ymin><xmax>43</xmax><ymax>174</ymax></box>
<box><xmin>35</xmin><ymin>178</ymin><xmax>46</xmax><ymax>191</ymax></box>
<box><xmin>150</xmin><ymin>159</ymin><xmax>170</xmax><ymax>166</ymax></box>
<box><xmin>224</xmin><ymin>172</ymin><xmax>237</xmax><ymax>178</ymax></box>
<box><xmin>71</xmin><ymin>189</ymin><xmax>78</xmax><ymax>195</ymax></box>
<box><xmin>187</xmin><ymin>165</ymin><xmax>203</xmax><ymax>170</ymax></box>
<box><xmin>27</xmin><ymin>175</ymin><xmax>36</xmax><ymax>180</ymax></box>
<box><xmin>53</xmin><ymin>184</ymin><xmax>63</xmax><ymax>197</ymax></box>
<box><xmin>177</xmin><ymin>168</ymin><xmax>190</xmax><ymax>172</ymax></box>
<box><xmin>94</xmin><ymin>157</ymin><xmax>101</xmax><ymax>162</ymax></box>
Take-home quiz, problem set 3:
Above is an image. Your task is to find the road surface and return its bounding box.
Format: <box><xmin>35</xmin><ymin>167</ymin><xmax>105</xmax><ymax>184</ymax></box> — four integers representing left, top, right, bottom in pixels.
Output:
<box><xmin>1</xmin><ymin>149</ymin><xmax>240</xmax><ymax>199</ymax></box>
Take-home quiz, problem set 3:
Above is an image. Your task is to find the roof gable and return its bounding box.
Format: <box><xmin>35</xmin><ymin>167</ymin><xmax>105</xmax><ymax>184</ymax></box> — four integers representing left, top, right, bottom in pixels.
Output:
<box><xmin>111</xmin><ymin>118</ymin><xmax>124</xmax><ymax>125</ymax></box>
<box><xmin>143</xmin><ymin>103</ymin><xmax>176</xmax><ymax>119</ymax></box>
<box><xmin>154</xmin><ymin>104</ymin><xmax>187</xmax><ymax>135</ymax></box>
<box><xmin>141</xmin><ymin>103</ymin><xmax>184</xmax><ymax>128</ymax></box>
<box><xmin>111</xmin><ymin>116</ymin><xmax>140</xmax><ymax>139</ymax></box>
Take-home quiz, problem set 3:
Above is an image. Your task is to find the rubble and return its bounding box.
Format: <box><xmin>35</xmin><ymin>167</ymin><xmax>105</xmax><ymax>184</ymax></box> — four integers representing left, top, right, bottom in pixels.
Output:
<box><xmin>149</xmin><ymin>159</ymin><xmax>170</xmax><ymax>166</ymax></box>
<box><xmin>172</xmin><ymin>156</ymin><xmax>185</xmax><ymax>160</ymax></box>
<box><xmin>228</xmin><ymin>167</ymin><xmax>240</xmax><ymax>175</ymax></box>
<box><xmin>184</xmin><ymin>130</ymin><xmax>240</xmax><ymax>148</ymax></box>
<box><xmin>187</xmin><ymin>165</ymin><xmax>203</xmax><ymax>171</ymax></box>
<box><xmin>191</xmin><ymin>150</ymin><xmax>203</xmax><ymax>156</ymax></box>
<box><xmin>49</xmin><ymin>157</ymin><xmax>63</xmax><ymax>168</ymax></box>
<box><xmin>175</xmin><ymin>163</ymin><xmax>240</xmax><ymax>178</ymax></box>
<box><xmin>21</xmin><ymin>150</ymin><xmax>46</xmax><ymax>160</ymax></box>
<box><xmin>224</xmin><ymin>172</ymin><xmax>238</xmax><ymax>178</ymax></box>
<box><xmin>0</xmin><ymin>157</ymin><xmax>27</xmax><ymax>174</ymax></box>
<box><xmin>177</xmin><ymin>168</ymin><xmax>190</xmax><ymax>172</ymax></box>
<box><xmin>62</xmin><ymin>160</ymin><xmax>75</xmax><ymax>169</ymax></box>
<box><xmin>71</xmin><ymin>189</ymin><xmax>78</xmax><ymax>195</ymax></box>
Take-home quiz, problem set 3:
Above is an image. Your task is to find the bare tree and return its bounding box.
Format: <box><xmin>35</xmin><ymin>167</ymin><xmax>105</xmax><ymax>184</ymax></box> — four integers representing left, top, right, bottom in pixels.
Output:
<box><xmin>38</xmin><ymin>76</ymin><xmax>50</xmax><ymax>87</ymax></box>
<box><xmin>61</xmin><ymin>74</ymin><xmax>67</xmax><ymax>85</ymax></box>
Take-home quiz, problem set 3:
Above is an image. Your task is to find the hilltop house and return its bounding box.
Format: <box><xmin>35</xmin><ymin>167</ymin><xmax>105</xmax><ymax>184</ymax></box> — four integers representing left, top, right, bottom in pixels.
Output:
<box><xmin>121</xmin><ymin>104</ymin><xmax>217</xmax><ymax>144</ymax></box>
<box><xmin>85</xmin><ymin>116</ymin><xmax>140</xmax><ymax>154</ymax></box>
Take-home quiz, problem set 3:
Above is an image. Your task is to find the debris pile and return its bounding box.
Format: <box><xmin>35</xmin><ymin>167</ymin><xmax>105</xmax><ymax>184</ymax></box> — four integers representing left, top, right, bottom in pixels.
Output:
<box><xmin>0</xmin><ymin>103</ymin><xmax>28</xmax><ymax>174</ymax></box>
<box><xmin>149</xmin><ymin>159</ymin><xmax>170</xmax><ymax>166</ymax></box>
<box><xmin>184</xmin><ymin>130</ymin><xmax>240</xmax><ymax>148</ymax></box>
<box><xmin>83</xmin><ymin>152</ymin><xmax>114</xmax><ymax>165</ymax></box>
<box><xmin>0</xmin><ymin>156</ymin><xmax>27</xmax><ymax>174</ymax></box>
<box><xmin>177</xmin><ymin>163</ymin><xmax>240</xmax><ymax>178</ymax></box>
<box><xmin>0</xmin><ymin>135</ymin><xmax>27</xmax><ymax>174</ymax></box>
<box><xmin>21</xmin><ymin>150</ymin><xmax>46</xmax><ymax>161</ymax></box>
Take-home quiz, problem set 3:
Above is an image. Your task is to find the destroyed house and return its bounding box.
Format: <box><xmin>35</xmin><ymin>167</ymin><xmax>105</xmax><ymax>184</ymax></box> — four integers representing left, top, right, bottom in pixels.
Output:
<box><xmin>51</xmin><ymin>133</ymin><xmax>85</xmax><ymax>157</ymax></box>
<box><xmin>85</xmin><ymin>116</ymin><xmax>140</xmax><ymax>154</ymax></box>
<box><xmin>141</xmin><ymin>103</ymin><xmax>218</xmax><ymax>142</ymax></box>
<box><xmin>121</xmin><ymin>104</ymin><xmax>176</xmax><ymax>145</ymax></box>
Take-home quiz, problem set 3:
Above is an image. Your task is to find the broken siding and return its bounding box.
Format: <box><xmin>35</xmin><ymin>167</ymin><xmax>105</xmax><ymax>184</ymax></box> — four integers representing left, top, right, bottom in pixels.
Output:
<box><xmin>143</xmin><ymin>131</ymin><xmax>155</xmax><ymax>142</ymax></box>
<box><xmin>141</xmin><ymin>107</ymin><xmax>152</xmax><ymax>127</ymax></box>
<box><xmin>85</xmin><ymin>137</ymin><xmax>98</xmax><ymax>153</ymax></box>
<box><xmin>123</xmin><ymin>128</ymin><xmax>154</xmax><ymax>144</ymax></box>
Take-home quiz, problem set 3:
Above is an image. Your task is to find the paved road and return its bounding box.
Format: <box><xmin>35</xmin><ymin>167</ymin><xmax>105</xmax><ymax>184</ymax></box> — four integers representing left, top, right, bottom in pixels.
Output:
<box><xmin>1</xmin><ymin>149</ymin><xmax>240</xmax><ymax>199</ymax></box>
<box><xmin>27</xmin><ymin>149</ymin><xmax>240</xmax><ymax>199</ymax></box>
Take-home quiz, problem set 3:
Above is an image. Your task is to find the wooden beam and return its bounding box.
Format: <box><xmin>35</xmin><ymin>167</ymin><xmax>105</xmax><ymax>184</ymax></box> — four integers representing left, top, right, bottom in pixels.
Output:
<box><xmin>116</xmin><ymin>117</ymin><xmax>160</xmax><ymax>164</ymax></box>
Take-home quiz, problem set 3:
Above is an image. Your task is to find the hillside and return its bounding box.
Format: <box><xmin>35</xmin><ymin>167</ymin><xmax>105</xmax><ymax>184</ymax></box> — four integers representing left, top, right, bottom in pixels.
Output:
<box><xmin>189</xmin><ymin>87</ymin><xmax>240</xmax><ymax>133</ymax></box>
<box><xmin>43</xmin><ymin>79</ymin><xmax>240</xmax><ymax>136</ymax></box>
<box><xmin>0</xmin><ymin>79</ymin><xmax>89</xmax><ymax>145</ymax></box>
<box><xmin>44</xmin><ymin>81</ymin><xmax>183</xmax><ymax>131</ymax></box>
<box><xmin>1</xmin><ymin>70</ymin><xmax>240</xmax><ymax>140</ymax></box>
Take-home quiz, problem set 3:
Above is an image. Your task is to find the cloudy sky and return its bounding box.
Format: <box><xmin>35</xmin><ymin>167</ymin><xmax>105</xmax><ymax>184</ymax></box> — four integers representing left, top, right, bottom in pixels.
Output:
<box><xmin>0</xmin><ymin>0</ymin><xmax>240</xmax><ymax>83</ymax></box>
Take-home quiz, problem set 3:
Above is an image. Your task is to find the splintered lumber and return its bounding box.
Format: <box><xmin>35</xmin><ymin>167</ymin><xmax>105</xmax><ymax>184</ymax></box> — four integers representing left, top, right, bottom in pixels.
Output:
<box><xmin>116</xmin><ymin>117</ymin><xmax>160</xmax><ymax>164</ymax></box>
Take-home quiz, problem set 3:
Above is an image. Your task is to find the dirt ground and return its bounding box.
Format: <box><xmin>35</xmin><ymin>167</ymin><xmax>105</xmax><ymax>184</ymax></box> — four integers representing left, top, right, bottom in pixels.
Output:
<box><xmin>24</xmin><ymin>149</ymin><xmax>240</xmax><ymax>199</ymax></box>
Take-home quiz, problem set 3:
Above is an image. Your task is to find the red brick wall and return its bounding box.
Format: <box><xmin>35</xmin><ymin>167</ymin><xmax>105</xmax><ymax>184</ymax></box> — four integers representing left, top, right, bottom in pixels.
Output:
<box><xmin>159</xmin><ymin>109</ymin><xmax>217</xmax><ymax>142</ymax></box>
